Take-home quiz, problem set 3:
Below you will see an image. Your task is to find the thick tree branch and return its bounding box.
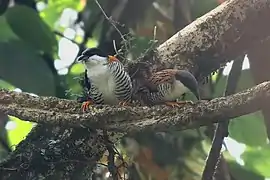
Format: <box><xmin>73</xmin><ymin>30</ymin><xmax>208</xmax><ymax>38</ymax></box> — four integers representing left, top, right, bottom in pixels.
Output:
<box><xmin>0</xmin><ymin>124</ymin><xmax>106</xmax><ymax>179</ymax></box>
<box><xmin>248</xmin><ymin>39</ymin><xmax>270</xmax><ymax>140</ymax></box>
<box><xmin>1</xmin><ymin>81</ymin><xmax>270</xmax><ymax>133</ymax></box>
<box><xmin>129</xmin><ymin>0</ymin><xmax>270</xmax><ymax>81</ymax></box>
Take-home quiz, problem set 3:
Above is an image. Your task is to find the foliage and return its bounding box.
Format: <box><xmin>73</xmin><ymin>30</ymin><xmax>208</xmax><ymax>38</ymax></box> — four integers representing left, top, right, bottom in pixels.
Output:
<box><xmin>0</xmin><ymin>0</ymin><xmax>269</xmax><ymax>179</ymax></box>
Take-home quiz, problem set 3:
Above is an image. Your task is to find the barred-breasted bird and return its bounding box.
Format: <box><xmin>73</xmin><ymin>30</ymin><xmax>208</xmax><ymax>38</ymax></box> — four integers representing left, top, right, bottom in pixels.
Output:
<box><xmin>139</xmin><ymin>69</ymin><xmax>200</xmax><ymax>107</ymax></box>
<box><xmin>76</xmin><ymin>48</ymin><xmax>132</xmax><ymax>111</ymax></box>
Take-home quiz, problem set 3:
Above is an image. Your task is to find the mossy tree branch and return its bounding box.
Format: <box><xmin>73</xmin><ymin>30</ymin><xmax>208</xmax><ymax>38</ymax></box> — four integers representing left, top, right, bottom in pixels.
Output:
<box><xmin>1</xmin><ymin>81</ymin><xmax>270</xmax><ymax>133</ymax></box>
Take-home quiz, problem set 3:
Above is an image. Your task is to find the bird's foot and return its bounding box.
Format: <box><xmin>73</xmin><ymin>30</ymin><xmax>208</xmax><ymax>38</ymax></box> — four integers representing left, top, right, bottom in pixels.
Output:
<box><xmin>81</xmin><ymin>100</ymin><xmax>94</xmax><ymax>112</ymax></box>
<box><xmin>118</xmin><ymin>101</ymin><xmax>130</xmax><ymax>106</ymax></box>
<box><xmin>165</xmin><ymin>100</ymin><xmax>194</xmax><ymax>108</ymax></box>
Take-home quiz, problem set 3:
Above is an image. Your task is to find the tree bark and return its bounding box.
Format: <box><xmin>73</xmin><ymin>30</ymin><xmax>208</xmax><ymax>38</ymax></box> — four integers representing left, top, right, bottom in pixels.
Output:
<box><xmin>248</xmin><ymin>39</ymin><xmax>270</xmax><ymax>139</ymax></box>
<box><xmin>0</xmin><ymin>124</ymin><xmax>106</xmax><ymax>179</ymax></box>
<box><xmin>1</xmin><ymin>81</ymin><xmax>270</xmax><ymax>133</ymax></box>
<box><xmin>129</xmin><ymin>0</ymin><xmax>270</xmax><ymax>81</ymax></box>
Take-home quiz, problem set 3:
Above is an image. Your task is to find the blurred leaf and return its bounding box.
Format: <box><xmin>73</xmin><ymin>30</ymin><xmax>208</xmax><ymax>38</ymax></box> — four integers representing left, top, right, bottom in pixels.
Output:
<box><xmin>86</xmin><ymin>38</ymin><xmax>98</xmax><ymax>48</ymax></box>
<box><xmin>213</xmin><ymin>69</ymin><xmax>268</xmax><ymax>146</ymax></box>
<box><xmin>236</xmin><ymin>69</ymin><xmax>255</xmax><ymax>92</ymax></box>
<box><xmin>70</xmin><ymin>63</ymin><xmax>84</xmax><ymax>75</ymax></box>
<box><xmin>129</xmin><ymin>36</ymin><xmax>154</xmax><ymax>58</ymax></box>
<box><xmin>5</xmin><ymin>5</ymin><xmax>58</xmax><ymax>54</ymax></box>
<box><xmin>241</xmin><ymin>145</ymin><xmax>270</xmax><ymax>177</ymax></box>
<box><xmin>0</xmin><ymin>16</ymin><xmax>19</xmax><ymax>42</ymax></box>
<box><xmin>228</xmin><ymin>161</ymin><xmax>264</xmax><ymax>180</ymax></box>
<box><xmin>191</xmin><ymin>0</ymin><xmax>219</xmax><ymax>19</ymax></box>
<box><xmin>0</xmin><ymin>0</ymin><xmax>9</xmax><ymax>15</ymax></box>
<box><xmin>0</xmin><ymin>40</ymin><xmax>55</xmax><ymax>96</ymax></box>
<box><xmin>40</xmin><ymin>0</ymin><xmax>83</xmax><ymax>28</ymax></box>
<box><xmin>213</xmin><ymin>69</ymin><xmax>255</xmax><ymax>98</ymax></box>
<box><xmin>65</xmin><ymin>73</ymin><xmax>83</xmax><ymax>99</ymax></box>
<box><xmin>7</xmin><ymin>116</ymin><xmax>33</xmax><ymax>150</ymax></box>
<box><xmin>229</xmin><ymin>112</ymin><xmax>268</xmax><ymax>147</ymax></box>
<box><xmin>0</xmin><ymin>79</ymin><xmax>15</xmax><ymax>90</ymax></box>
<box><xmin>213</xmin><ymin>69</ymin><xmax>267</xmax><ymax>145</ymax></box>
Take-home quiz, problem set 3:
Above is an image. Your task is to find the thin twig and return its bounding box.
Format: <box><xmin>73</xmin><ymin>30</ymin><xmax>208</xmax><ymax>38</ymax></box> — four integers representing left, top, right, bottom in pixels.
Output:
<box><xmin>54</xmin><ymin>31</ymin><xmax>79</xmax><ymax>45</ymax></box>
<box><xmin>153</xmin><ymin>26</ymin><xmax>157</xmax><ymax>41</ymax></box>
<box><xmin>95</xmin><ymin>0</ymin><xmax>127</xmax><ymax>43</ymax></box>
<box><xmin>113</xmin><ymin>40</ymin><xmax>118</xmax><ymax>56</ymax></box>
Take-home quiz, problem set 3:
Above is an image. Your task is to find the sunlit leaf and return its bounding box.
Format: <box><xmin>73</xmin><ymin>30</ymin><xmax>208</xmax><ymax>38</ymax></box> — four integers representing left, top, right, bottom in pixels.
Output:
<box><xmin>228</xmin><ymin>161</ymin><xmax>264</xmax><ymax>180</ymax></box>
<box><xmin>213</xmin><ymin>69</ymin><xmax>254</xmax><ymax>97</ymax></box>
<box><xmin>0</xmin><ymin>79</ymin><xmax>15</xmax><ymax>90</ymax></box>
<box><xmin>5</xmin><ymin>5</ymin><xmax>58</xmax><ymax>54</ymax></box>
<box><xmin>40</xmin><ymin>0</ymin><xmax>84</xmax><ymax>28</ymax></box>
<box><xmin>213</xmin><ymin>69</ymin><xmax>269</xmax><ymax>146</ymax></box>
<box><xmin>86</xmin><ymin>38</ymin><xmax>98</xmax><ymax>48</ymax></box>
<box><xmin>7</xmin><ymin>116</ymin><xmax>34</xmax><ymax>150</ymax></box>
<box><xmin>70</xmin><ymin>63</ymin><xmax>84</xmax><ymax>75</ymax></box>
<box><xmin>241</xmin><ymin>145</ymin><xmax>270</xmax><ymax>177</ymax></box>
<box><xmin>0</xmin><ymin>40</ymin><xmax>55</xmax><ymax>96</ymax></box>
<box><xmin>229</xmin><ymin>112</ymin><xmax>268</xmax><ymax>147</ymax></box>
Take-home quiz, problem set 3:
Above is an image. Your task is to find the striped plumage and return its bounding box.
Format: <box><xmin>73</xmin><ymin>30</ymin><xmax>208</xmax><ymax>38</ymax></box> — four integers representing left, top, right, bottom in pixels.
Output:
<box><xmin>77</xmin><ymin>48</ymin><xmax>132</xmax><ymax>106</ymax></box>
<box><xmin>140</xmin><ymin>69</ymin><xmax>200</xmax><ymax>106</ymax></box>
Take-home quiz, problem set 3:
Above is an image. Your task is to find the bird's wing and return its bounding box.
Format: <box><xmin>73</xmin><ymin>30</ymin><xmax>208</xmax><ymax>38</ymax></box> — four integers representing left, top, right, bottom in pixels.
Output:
<box><xmin>77</xmin><ymin>70</ymin><xmax>92</xmax><ymax>102</ymax></box>
<box><xmin>83</xmin><ymin>70</ymin><xmax>91</xmax><ymax>91</ymax></box>
<box><xmin>145</xmin><ymin>69</ymin><xmax>177</xmax><ymax>91</ymax></box>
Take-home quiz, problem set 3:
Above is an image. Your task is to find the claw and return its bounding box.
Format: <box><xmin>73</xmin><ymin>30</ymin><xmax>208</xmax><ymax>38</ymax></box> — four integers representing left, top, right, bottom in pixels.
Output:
<box><xmin>81</xmin><ymin>100</ymin><xmax>93</xmax><ymax>112</ymax></box>
<box><xmin>118</xmin><ymin>101</ymin><xmax>129</xmax><ymax>106</ymax></box>
<box><xmin>165</xmin><ymin>100</ymin><xmax>194</xmax><ymax>108</ymax></box>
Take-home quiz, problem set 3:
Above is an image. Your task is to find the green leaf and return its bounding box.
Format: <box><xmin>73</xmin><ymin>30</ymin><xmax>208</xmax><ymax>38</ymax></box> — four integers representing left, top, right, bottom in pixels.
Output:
<box><xmin>213</xmin><ymin>69</ymin><xmax>255</xmax><ymax>98</ymax></box>
<box><xmin>70</xmin><ymin>63</ymin><xmax>84</xmax><ymax>75</ymax></box>
<box><xmin>191</xmin><ymin>0</ymin><xmax>219</xmax><ymax>19</ymax></box>
<box><xmin>40</xmin><ymin>0</ymin><xmax>84</xmax><ymax>28</ymax></box>
<box><xmin>7</xmin><ymin>116</ymin><xmax>34</xmax><ymax>150</ymax></box>
<box><xmin>0</xmin><ymin>79</ymin><xmax>15</xmax><ymax>90</ymax></box>
<box><xmin>228</xmin><ymin>161</ymin><xmax>264</xmax><ymax>180</ymax></box>
<box><xmin>0</xmin><ymin>0</ymin><xmax>9</xmax><ymax>15</ymax></box>
<box><xmin>214</xmin><ymin>69</ymin><xmax>267</xmax><ymax>146</ymax></box>
<box><xmin>241</xmin><ymin>145</ymin><xmax>270</xmax><ymax>177</ymax></box>
<box><xmin>5</xmin><ymin>5</ymin><xmax>58</xmax><ymax>54</ymax></box>
<box><xmin>0</xmin><ymin>16</ymin><xmax>18</xmax><ymax>42</ymax></box>
<box><xmin>229</xmin><ymin>112</ymin><xmax>268</xmax><ymax>147</ymax></box>
<box><xmin>0</xmin><ymin>40</ymin><xmax>55</xmax><ymax>96</ymax></box>
<box><xmin>65</xmin><ymin>73</ymin><xmax>83</xmax><ymax>99</ymax></box>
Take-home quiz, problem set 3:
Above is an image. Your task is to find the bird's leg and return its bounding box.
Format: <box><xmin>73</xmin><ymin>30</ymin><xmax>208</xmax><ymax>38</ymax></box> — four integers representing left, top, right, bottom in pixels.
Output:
<box><xmin>165</xmin><ymin>100</ymin><xmax>194</xmax><ymax>108</ymax></box>
<box><xmin>165</xmin><ymin>101</ymin><xmax>182</xmax><ymax>108</ymax></box>
<box><xmin>81</xmin><ymin>100</ymin><xmax>94</xmax><ymax>112</ymax></box>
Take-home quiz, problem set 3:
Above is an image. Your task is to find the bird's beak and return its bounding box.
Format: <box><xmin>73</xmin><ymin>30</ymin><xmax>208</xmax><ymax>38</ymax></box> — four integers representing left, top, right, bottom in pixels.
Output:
<box><xmin>108</xmin><ymin>55</ymin><xmax>118</xmax><ymax>63</ymax></box>
<box><xmin>76</xmin><ymin>55</ymin><xmax>87</xmax><ymax>62</ymax></box>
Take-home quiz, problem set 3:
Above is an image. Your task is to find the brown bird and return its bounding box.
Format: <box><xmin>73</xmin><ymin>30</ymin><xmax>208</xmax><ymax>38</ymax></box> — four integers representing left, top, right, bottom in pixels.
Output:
<box><xmin>140</xmin><ymin>69</ymin><xmax>200</xmax><ymax>107</ymax></box>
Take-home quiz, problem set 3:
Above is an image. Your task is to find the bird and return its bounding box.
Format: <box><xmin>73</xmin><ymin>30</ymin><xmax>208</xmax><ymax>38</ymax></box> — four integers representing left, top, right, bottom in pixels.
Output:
<box><xmin>139</xmin><ymin>69</ymin><xmax>200</xmax><ymax>107</ymax></box>
<box><xmin>76</xmin><ymin>47</ymin><xmax>133</xmax><ymax>111</ymax></box>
